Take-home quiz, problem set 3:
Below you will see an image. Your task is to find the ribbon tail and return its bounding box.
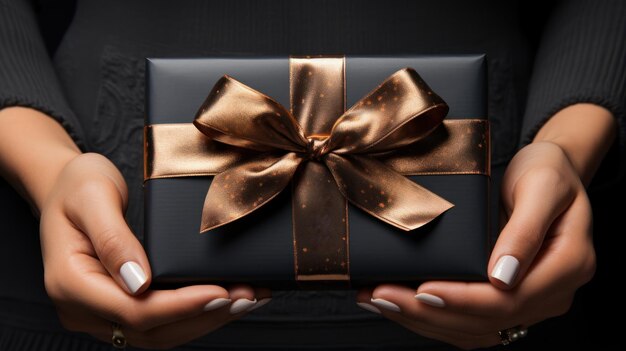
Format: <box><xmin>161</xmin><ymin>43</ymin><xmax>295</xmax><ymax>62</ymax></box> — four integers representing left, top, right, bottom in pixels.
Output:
<box><xmin>324</xmin><ymin>153</ymin><xmax>453</xmax><ymax>231</ymax></box>
<box><xmin>200</xmin><ymin>152</ymin><xmax>302</xmax><ymax>233</ymax></box>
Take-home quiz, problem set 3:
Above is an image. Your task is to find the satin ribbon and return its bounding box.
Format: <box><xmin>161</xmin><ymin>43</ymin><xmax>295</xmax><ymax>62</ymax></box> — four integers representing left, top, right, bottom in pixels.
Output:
<box><xmin>144</xmin><ymin>56</ymin><xmax>489</xmax><ymax>285</ymax></box>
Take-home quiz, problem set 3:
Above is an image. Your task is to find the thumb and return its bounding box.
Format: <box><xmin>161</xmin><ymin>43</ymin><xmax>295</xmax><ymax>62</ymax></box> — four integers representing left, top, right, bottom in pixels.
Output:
<box><xmin>67</xmin><ymin>177</ymin><xmax>151</xmax><ymax>296</ymax></box>
<box><xmin>490</xmin><ymin>168</ymin><xmax>575</xmax><ymax>289</ymax></box>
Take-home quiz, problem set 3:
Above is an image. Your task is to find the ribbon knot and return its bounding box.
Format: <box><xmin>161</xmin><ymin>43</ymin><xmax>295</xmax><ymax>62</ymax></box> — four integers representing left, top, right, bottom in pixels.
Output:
<box><xmin>305</xmin><ymin>137</ymin><xmax>328</xmax><ymax>161</ymax></box>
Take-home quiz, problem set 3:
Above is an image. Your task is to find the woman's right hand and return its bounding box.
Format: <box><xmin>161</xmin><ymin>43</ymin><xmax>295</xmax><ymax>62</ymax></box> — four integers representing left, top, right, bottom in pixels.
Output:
<box><xmin>40</xmin><ymin>152</ymin><xmax>271</xmax><ymax>349</ymax></box>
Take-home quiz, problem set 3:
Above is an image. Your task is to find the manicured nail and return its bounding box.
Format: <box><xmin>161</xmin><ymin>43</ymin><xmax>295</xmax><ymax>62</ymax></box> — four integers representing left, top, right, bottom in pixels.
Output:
<box><xmin>491</xmin><ymin>255</ymin><xmax>520</xmax><ymax>286</ymax></box>
<box><xmin>415</xmin><ymin>293</ymin><xmax>446</xmax><ymax>308</ymax></box>
<box><xmin>370</xmin><ymin>298</ymin><xmax>401</xmax><ymax>312</ymax></box>
<box><xmin>203</xmin><ymin>298</ymin><xmax>232</xmax><ymax>312</ymax></box>
<box><xmin>247</xmin><ymin>298</ymin><xmax>272</xmax><ymax>312</ymax></box>
<box><xmin>119</xmin><ymin>261</ymin><xmax>147</xmax><ymax>294</ymax></box>
<box><xmin>356</xmin><ymin>302</ymin><xmax>381</xmax><ymax>314</ymax></box>
<box><xmin>229</xmin><ymin>298</ymin><xmax>257</xmax><ymax>314</ymax></box>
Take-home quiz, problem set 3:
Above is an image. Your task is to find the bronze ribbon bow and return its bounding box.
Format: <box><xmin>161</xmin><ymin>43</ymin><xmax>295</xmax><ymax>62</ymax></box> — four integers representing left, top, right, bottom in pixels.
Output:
<box><xmin>145</xmin><ymin>56</ymin><xmax>489</xmax><ymax>286</ymax></box>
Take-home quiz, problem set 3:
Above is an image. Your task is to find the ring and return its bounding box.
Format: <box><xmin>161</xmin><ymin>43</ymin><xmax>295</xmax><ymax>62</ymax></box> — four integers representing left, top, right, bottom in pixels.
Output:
<box><xmin>111</xmin><ymin>322</ymin><xmax>127</xmax><ymax>349</ymax></box>
<box><xmin>498</xmin><ymin>325</ymin><xmax>528</xmax><ymax>345</ymax></box>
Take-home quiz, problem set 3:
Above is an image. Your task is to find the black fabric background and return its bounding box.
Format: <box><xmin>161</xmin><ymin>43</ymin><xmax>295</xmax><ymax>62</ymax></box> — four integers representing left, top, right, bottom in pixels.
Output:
<box><xmin>0</xmin><ymin>0</ymin><xmax>623</xmax><ymax>349</ymax></box>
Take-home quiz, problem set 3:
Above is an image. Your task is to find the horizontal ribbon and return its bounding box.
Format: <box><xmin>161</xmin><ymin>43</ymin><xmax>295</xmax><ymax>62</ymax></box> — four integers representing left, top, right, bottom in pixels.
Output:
<box><xmin>145</xmin><ymin>119</ymin><xmax>489</xmax><ymax>178</ymax></box>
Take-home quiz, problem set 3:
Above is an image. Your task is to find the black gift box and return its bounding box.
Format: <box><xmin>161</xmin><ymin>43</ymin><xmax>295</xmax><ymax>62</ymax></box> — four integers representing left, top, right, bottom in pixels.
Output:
<box><xmin>144</xmin><ymin>55</ymin><xmax>490</xmax><ymax>289</ymax></box>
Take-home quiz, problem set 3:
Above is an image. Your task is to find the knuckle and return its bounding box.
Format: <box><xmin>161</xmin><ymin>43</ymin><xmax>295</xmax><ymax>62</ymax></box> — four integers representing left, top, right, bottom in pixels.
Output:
<box><xmin>504</xmin><ymin>221</ymin><xmax>543</xmax><ymax>252</ymax></box>
<box><xmin>74</xmin><ymin>176</ymin><xmax>115</xmax><ymax>201</ymax></box>
<box><xmin>523</xmin><ymin>228</ymin><xmax>545</xmax><ymax>252</ymax></box>
<box><xmin>93</xmin><ymin>227</ymin><xmax>125</xmax><ymax>264</ymax></box>
<box><xmin>43</xmin><ymin>273</ymin><xmax>59</xmax><ymax>300</ymax></box>
<box><xmin>579</xmin><ymin>248</ymin><xmax>597</xmax><ymax>285</ymax></box>
<box><xmin>43</xmin><ymin>272</ymin><xmax>66</xmax><ymax>304</ymax></box>
<box><xmin>519</xmin><ymin>165</ymin><xmax>575</xmax><ymax>203</ymax></box>
<box><xmin>64</xmin><ymin>178</ymin><xmax>118</xmax><ymax>220</ymax></box>
<box><xmin>520</xmin><ymin>166</ymin><xmax>562</xmax><ymax>191</ymax></box>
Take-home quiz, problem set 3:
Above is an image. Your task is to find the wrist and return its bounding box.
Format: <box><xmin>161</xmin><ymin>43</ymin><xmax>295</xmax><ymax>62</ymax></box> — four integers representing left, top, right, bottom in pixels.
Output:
<box><xmin>32</xmin><ymin>147</ymin><xmax>82</xmax><ymax>214</ymax></box>
<box><xmin>532</xmin><ymin>103</ymin><xmax>616</xmax><ymax>186</ymax></box>
<box><xmin>0</xmin><ymin>107</ymin><xmax>82</xmax><ymax>214</ymax></box>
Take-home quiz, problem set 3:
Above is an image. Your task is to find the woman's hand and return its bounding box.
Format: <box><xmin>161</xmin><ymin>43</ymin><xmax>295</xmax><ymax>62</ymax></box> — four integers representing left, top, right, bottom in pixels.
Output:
<box><xmin>356</xmin><ymin>141</ymin><xmax>595</xmax><ymax>349</ymax></box>
<box><xmin>355</xmin><ymin>104</ymin><xmax>614</xmax><ymax>349</ymax></box>
<box><xmin>40</xmin><ymin>153</ymin><xmax>271</xmax><ymax>349</ymax></box>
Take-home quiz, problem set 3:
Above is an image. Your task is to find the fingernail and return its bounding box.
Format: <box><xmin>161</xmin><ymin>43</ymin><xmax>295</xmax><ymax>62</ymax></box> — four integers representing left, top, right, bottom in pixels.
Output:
<box><xmin>370</xmin><ymin>298</ymin><xmax>401</xmax><ymax>312</ymax></box>
<box><xmin>247</xmin><ymin>298</ymin><xmax>272</xmax><ymax>312</ymax></box>
<box><xmin>119</xmin><ymin>261</ymin><xmax>147</xmax><ymax>294</ymax></box>
<box><xmin>491</xmin><ymin>255</ymin><xmax>520</xmax><ymax>286</ymax></box>
<box><xmin>229</xmin><ymin>298</ymin><xmax>257</xmax><ymax>314</ymax></box>
<box><xmin>356</xmin><ymin>302</ymin><xmax>381</xmax><ymax>314</ymax></box>
<box><xmin>414</xmin><ymin>293</ymin><xmax>446</xmax><ymax>308</ymax></box>
<box><xmin>203</xmin><ymin>298</ymin><xmax>232</xmax><ymax>312</ymax></box>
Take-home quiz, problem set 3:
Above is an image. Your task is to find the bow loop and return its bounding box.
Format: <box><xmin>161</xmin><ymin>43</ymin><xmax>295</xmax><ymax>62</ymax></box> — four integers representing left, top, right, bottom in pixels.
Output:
<box><xmin>324</xmin><ymin>68</ymin><xmax>448</xmax><ymax>155</ymax></box>
<box><xmin>194</xmin><ymin>76</ymin><xmax>308</xmax><ymax>152</ymax></box>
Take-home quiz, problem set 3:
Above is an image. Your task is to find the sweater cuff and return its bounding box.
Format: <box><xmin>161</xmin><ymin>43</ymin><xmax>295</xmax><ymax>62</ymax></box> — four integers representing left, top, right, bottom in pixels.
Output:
<box><xmin>521</xmin><ymin>94</ymin><xmax>625</xmax><ymax>189</ymax></box>
<box><xmin>0</xmin><ymin>0</ymin><xmax>86</xmax><ymax>150</ymax></box>
<box><xmin>520</xmin><ymin>0</ymin><xmax>626</xmax><ymax>188</ymax></box>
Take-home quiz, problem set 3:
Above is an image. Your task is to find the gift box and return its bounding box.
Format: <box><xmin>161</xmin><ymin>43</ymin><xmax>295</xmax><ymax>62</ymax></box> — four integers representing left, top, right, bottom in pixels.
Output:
<box><xmin>144</xmin><ymin>55</ymin><xmax>490</xmax><ymax>289</ymax></box>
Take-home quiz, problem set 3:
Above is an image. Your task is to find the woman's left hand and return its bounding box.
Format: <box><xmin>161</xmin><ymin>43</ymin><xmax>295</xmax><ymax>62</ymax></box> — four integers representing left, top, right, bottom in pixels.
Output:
<box><xmin>355</xmin><ymin>141</ymin><xmax>597</xmax><ymax>350</ymax></box>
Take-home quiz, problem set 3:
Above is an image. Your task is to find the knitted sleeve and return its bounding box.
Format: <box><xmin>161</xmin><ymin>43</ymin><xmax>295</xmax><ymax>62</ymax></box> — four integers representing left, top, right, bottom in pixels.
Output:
<box><xmin>521</xmin><ymin>0</ymin><xmax>626</xmax><ymax>183</ymax></box>
<box><xmin>0</xmin><ymin>0</ymin><xmax>85</xmax><ymax>149</ymax></box>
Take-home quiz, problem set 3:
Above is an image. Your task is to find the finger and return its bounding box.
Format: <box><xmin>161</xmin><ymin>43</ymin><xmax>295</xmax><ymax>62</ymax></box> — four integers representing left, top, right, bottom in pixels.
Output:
<box><xmin>90</xmin><ymin>292</ymin><xmax>256</xmax><ymax>350</ymax></box>
<box><xmin>415</xmin><ymin>281</ymin><xmax>515</xmax><ymax>317</ymax></box>
<box><xmin>60</xmin><ymin>285</ymin><xmax>272</xmax><ymax>338</ymax></box>
<box><xmin>54</xmin><ymin>225</ymin><xmax>232</xmax><ymax>331</ymax></box>
<box><xmin>65</xmin><ymin>176</ymin><xmax>151</xmax><ymax>295</ymax></box>
<box><xmin>57</xmin><ymin>281</ymin><xmax>232</xmax><ymax>334</ymax></box>
<box><xmin>85</xmin><ymin>277</ymin><xmax>232</xmax><ymax>331</ymax></box>
<box><xmin>358</xmin><ymin>288</ymin><xmax>502</xmax><ymax>349</ymax></box>
<box><xmin>357</xmin><ymin>286</ymin><xmax>477</xmax><ymax>336</ymax></box>
<box><xmin>367</xmin><ymin>284</ymin><xmax>495</xmax><ymax>335</ymax></box>
<box><xmin>355</xmin><ymin>286</ymin><xmax>383</xmax><ymax>314</ymax></box>
<box><xmin>248</xmin><ymin>286</ymin><xmax>273</xmax><ymax>312</ymax></box>
<box><xmin>414</xmin><ymin>194</ymin><xmax>592</xmax><ymax>322</ymax></box>
<box><xmin>86</xmin><ymin>305</ymin><xmax>235</xmax><ymax>350</ymax></box>
<box><xmin>225</xmin><ymin>284</ymin><xmax>270</xmax><ymax>314</ymax></box>
<box><xmin>88</xmin><ymin>287</ymin><xmax>271</xmax><ymax>349</ymax></box>
<box><xmin>415</xmin><ymin>280</ymin><xmax>572</xmax><ymax>323</ymax></box>
<box><xmin>490</xmin><ymin>166</ymin><xmax>576</xmax><ymax>289</ymax></box>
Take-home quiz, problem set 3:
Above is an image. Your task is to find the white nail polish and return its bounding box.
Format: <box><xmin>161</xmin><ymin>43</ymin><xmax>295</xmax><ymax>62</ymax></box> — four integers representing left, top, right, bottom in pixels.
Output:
<box><xmin>203</xmin><ymin>298</ymin><xmax>232</xmax><ymax>312</ymax></box>
<box><xmin>229</xmin><ymin>298</ymin><xmax>257</xmax><ymax>314</ymax></box>
<box><xmin>414</xmin><ymin>293</ymin><xmax>446</xmax><ymax>308</ymax></box>
<box><xmin>247</xmin><ymin>298</ymin><xmax>272</xmax><ymax>312</ymax></box>
<box><xmin>357</xmin><ymin>302</ymin><xmax>382</xmax><ymax>314</ymax></box>
<box><xmin>491</xmin><ymin>255</ymin><xmax>520</xmax><ymax>286</ymax></box>
<box><xmin>370</xmin><ymin>298</ymin><xmax>401</xmax><ymax>312</ymax></box>
<box><xmin>119</xmin><ymin>261</ymin><xmax>147</xmax><ymax>294</ymax></box>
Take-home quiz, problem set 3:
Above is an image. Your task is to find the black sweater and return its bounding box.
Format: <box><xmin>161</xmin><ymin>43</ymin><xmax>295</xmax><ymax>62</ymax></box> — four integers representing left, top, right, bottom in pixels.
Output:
<box><xmin>0</xmin><ymin>0</ymin><xmax>624</xmax><ymax>349</ymax></box>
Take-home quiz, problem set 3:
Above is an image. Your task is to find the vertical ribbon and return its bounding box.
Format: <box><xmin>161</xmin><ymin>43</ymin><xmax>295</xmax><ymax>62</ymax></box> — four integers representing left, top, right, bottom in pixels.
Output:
<box><xmin>290</xmin><ymin>57</ymin><xmax>351</xmax><ymax>288</ymax></box>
